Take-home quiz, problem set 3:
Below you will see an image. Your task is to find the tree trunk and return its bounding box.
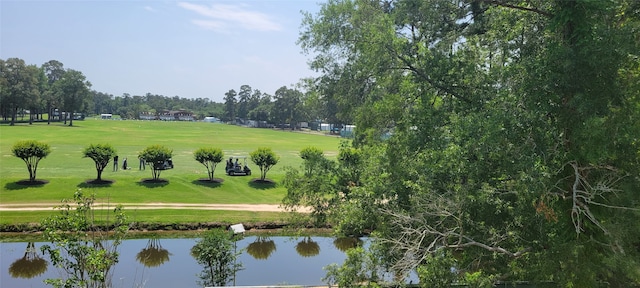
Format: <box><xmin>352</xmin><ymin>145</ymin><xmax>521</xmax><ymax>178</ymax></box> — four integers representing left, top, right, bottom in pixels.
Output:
<box><xmin>28</xmin><ymin>164</ymin><xmax>36</xmax><ymax>181</ymax></box>
<box><xmin>10</xmin><ymin>106</ymin><xmax>17</xmax><ymax>126</ymax></box>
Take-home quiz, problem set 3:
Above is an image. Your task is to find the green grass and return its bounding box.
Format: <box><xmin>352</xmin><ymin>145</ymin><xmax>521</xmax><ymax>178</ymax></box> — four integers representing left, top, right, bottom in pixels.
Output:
<box><xmin>0</xmin><ymin>210</ymin><xmax>287</xmax><ymax>225</ymax></box>
<box><xmin>0</xmin><ymin>118</ymin><xmax>343</xmax><ymax>225</ymax></box>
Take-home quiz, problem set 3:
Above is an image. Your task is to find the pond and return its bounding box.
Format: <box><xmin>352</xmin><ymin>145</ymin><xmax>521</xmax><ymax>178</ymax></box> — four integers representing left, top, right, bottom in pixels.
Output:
<box><xmin>0</xmin><ymin>235</ymin><xmax>364</xmax><ymax>287</ymax></box>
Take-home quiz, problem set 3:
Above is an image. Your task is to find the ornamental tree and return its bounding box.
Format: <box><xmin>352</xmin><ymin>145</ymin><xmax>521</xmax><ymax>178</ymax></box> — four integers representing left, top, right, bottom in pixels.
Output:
<box><xmin>193</xmin><ymin>147</ymin><xmax>224</xmax><ymax>181</ymax></box>
<box><xmin>138</xmin><ymin>145</ymin><xmax>173</xmax><ymax>181</ymax></box>
<box><xmin>11</xmin><ymin>140</ymin><xmax>51</xmax><ymax>182</ymax></box>
<box><xmin>82</xmin><ymin>144</ymin><xmax>116</xmax><ymax>181</ymax></box>
<box><xmin>249</xmin><ymin>147</ymin><xmax>279</xmax><ymax>181</ymax></box>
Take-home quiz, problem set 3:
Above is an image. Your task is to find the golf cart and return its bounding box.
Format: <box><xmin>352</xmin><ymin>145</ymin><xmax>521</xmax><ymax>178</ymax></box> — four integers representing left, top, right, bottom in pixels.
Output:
<box><xmin>154</xmin><ymin>159</ymin><xmax>174</xmax><ymax>170</ymax></box>
<box><xmin>225</xmin><ymin>157</ymin><xmax>251</xmax><ymax>176</ymax></box>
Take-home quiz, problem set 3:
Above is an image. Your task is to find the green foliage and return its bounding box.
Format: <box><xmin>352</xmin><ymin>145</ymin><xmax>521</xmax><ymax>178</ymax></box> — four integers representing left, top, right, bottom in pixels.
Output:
<box><xmin>138</xmin><ymin>144</ymin><xmax>173</xmax><ymax>180</ymax></box>
<box><xmin>223</xmin><ymin>89</ymin><xmax>236</xmax><ymax>122</ymax></box>
<box><xmin>272</xmin><ymin>86</ymin><xmax>305</xmax><ymax>127</ymax></box>
<box><xmin>335</xmin><ymin>142</ymin><xmax>363</xmax><ymax>196</ymax></box>
<box><xmin>299</xmin><ymin>146</ymin><xmax>325</xmax><ymax>175</ymax></box>
<box><xmin>250</xmin><ymin>147</ymin><xmax>279</xmax><ymax>181</ymax></box>
<box><xmin>283</xmin><ymin>144</ymin><xmax>376</xmax><ymax>234</ymax></box>
<box><xmin>193</xmin><ymin>147</ymin><xmax>224</xmax><ymax>181</ymax></box>
<box><xmin>330</xmin><ymin>188</ymin><xmax>379</xmax><ymax>237</ymax></box>
<box><xmin>301</xmin><ymin>0</ymin><xmax>640</xmax><ymax>286</ymax></box>
<box><xmin>0</xmin><ymin>58</ymin><xmax>42</xmax><ymax>125</ymax></box>
<box><xmin>40</xmin><ymin>190</ymin><xmax>128</xmax><ymax>288</ymax></box>
<box><xmin>190</xmin><ymin>228</ymin><xmax>242</xmax><ymax>287</ymax></box>
<box><xmin>417</xmin><ymin>252</ymin><xmax>458</xmax><ymax>288</ymax></box>
<box><xmin>11</xmin><ymin>140</ymin><xmax>51</xmax><ymax>181</ymax></box>
<box><xmin>323</xmin><ymin>246</ymin><xmax>382</xmax><ymax>288</ymax></box>
<box><xmin>462</xmin><ymin>271</ymin><xmax>497</xmax><ymax>288</ymax></box>
<box><xmin>82</xmin><ymin>143</ymin><xmax>116</xmax><ymax>181</ymax></box>
<box><xmin>53</xmin><ymin>69</ymin><xmax>91</xmax><ymax>127</ymax></box>
<box><xmin>283</xmin><ymin>146</ymin><xmax>337</xmax><ymax>226</ymax></box>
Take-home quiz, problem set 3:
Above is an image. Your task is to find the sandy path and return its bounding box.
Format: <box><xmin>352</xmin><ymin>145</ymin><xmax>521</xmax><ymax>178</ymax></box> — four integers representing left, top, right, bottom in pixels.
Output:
<box><xmin>0</xmin><ymin>203</ymin><xmax>305</xmax><ymax>212</ymax></box>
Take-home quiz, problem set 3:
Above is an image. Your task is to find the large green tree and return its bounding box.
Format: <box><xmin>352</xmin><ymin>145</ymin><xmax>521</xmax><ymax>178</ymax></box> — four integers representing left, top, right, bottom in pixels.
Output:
<box><xmin>223</xmin><ymin>89</ymin><xmax>237</xmax><ymax>123</ymax></box>
<box><xmin>0</xmin><ymin>58</ymin><xmax>42</xmax><ymax>125</ymax></box>
<box><xmin>272</xmin><ymin>86</ymin><xmax>304</xmax><ymax>129</ymax></box>
<box><xmin>299</xmin><ymin>0</ymin><xmax>640</xmax><ymax>286</ymax></box>
<box><xmin>42</xmin><ymin>60</ymin><xmax>65</xmax><ymax>124</ymax></box>
<box><xmin>54</xmin><ymin>69</ymin><xmax>91</xmax><ymax>126</ymax></box>
<box><xmin>237</xmin><ymin>84</ymin><xmax>252</xmax><ymax>120</ymax></box>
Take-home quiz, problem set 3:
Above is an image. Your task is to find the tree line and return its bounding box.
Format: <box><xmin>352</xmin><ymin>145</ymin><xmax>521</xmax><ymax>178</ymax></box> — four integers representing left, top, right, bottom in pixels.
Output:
<box><xmin>0</xmin><ymin>58</ymin><xmax>346</xmax><ymax>128</ymax></box>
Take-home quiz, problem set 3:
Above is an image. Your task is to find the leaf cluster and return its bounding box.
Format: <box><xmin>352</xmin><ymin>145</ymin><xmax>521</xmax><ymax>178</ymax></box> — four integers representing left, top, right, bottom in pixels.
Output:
<box><xmin>11</xmin><ymin>140</ymin><xmax>51</xmax><ymax>159</ymax></box>
<box><xmin>138</xmin><ymin>144</ymin><xmax>173</xmax><ymax>164</ymax></box>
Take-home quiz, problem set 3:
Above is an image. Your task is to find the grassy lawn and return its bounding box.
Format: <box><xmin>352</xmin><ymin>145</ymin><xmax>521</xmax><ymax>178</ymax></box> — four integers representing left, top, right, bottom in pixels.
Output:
<box><xmin>0</xmin><ymin>118</ymin><xmax>343</xmax><ymax>225</ymax></box>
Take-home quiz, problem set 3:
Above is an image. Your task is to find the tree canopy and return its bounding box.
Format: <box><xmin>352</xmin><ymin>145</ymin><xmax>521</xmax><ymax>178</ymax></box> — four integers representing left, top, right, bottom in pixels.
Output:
<box><xmin>296</xmin><ymin>0</ymin><xmax>640</xmax><ymax>286</ymax></box>
<box><xmin>193</xmin><ymin>147</ymin><xmax>224</xmax><ymax>181</ymax></box>
<box><xmin>138</xmin><ymin>145</ymin><xmax>173</xmax><ymax>181</ymax></box>
<box><xmin>11</xmin><ymin>140</ymin><xmax>51</xmax><ymax>182</ymax></box>
<box><xmin>249</xmin><ymin>147</ymin><xmax>279</xmax><ymax>181</ymax></box>
<box><xmin>82</xmin><ymin>144</ymin><xmax>116</xmax><ymax>182</ymax></box>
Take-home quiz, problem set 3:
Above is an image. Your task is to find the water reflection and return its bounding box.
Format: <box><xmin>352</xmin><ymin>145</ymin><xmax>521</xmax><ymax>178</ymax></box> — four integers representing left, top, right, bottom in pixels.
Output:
<box><xmin>333</xmin><ymin>237</ymin><xmax>363</xmax><ymax>252</ymax></box>
<box><xmin>295</xmin><ymin>236</ymin><xmax>320</xmax><ymax>257</ymax></box>
<box><xmin>1</xmin><ymin>236</ymin><xmax>356</xmax><ymax>287</ymax></box>
<box><xmin>8</xmin><ymin>242</ymin><xmax>48</xmax><ymax>279</ymax></box>
<box><xmin>246</xmin><ymin>236</ymin><xmax>276</xmax><ymax>260</ymax></box>
<box><xmin>136</xmin><ymin>238</ymin><xmax>171</xmax><ymax>268</ymax></box>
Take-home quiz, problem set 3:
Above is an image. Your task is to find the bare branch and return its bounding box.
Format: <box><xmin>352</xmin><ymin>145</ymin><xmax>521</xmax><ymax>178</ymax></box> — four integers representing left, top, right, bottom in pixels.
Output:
<box><xmin>556</xmin><ymin>161</ymin><xmax>635</xmax><ymax>236</ymax></box>
<box><xmin>379</xmin><ymin>193</ymin><xmax>529</xmax><ymax>275</ymax></box>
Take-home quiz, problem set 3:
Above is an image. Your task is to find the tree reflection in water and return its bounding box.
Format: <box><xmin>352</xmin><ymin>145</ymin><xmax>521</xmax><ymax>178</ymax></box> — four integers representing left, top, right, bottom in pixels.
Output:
<box><xmin>136</xmin><ymin>238</ymin><xmax>171</xmax><ymax>268</ymax></box>
<box><xmin>333</xmin><ymin>237</ymin><xmax>363</xmax><ymax>252</ymax></box>
<box><xmin>246</xmin><ymin>236</ymin><xmax>276</xmax><ymax>260</ymax></box>
<box><xmin>9</xmin><ymin>242</ymin><xmax>48</xmax><ymax>279</ymax></box>
<box><xmin>295</xmin><ymin>236</ymin><xmax>320</xmax><ymax>257</ymax></box>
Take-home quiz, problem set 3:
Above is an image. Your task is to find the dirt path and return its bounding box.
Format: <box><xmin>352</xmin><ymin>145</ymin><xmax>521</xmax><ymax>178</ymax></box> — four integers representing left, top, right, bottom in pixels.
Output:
<box><xmin>0</xmin><ymin>203</ymin><xmax>307</xmax><ymax>212</ymax></box>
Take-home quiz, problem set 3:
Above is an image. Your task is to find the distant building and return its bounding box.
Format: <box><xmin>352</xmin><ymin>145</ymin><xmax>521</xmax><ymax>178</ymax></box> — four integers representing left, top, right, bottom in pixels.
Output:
<box><xmin>140</xmin><ymin>110</ymin><xmax>195</xmax><ymax>121</ymax></box>
<box><xmin>139</xmin><ymin>112</ymin><xmax>155</xmax><ymax>120</ymax></box>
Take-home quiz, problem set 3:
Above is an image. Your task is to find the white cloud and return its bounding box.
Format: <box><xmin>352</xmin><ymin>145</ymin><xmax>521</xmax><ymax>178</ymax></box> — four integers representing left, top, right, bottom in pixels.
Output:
<box><xmin>144</xmin><ymin>6</ymin><xmax>156</xmax><ymax>12</ymax></box>
<box><xmin>191</xmin><ymin>19</ymin><xmax>227</xmax><ymax>32</ymax></box>
<box><xmin>177</xmin><ymin>2</ymin><xmax>282</xmax><ymax>32</ymax></box>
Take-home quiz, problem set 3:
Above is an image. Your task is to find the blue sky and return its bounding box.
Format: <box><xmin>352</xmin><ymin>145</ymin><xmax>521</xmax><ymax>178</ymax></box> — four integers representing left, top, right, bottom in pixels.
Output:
<box><xmin>1</xmin><ymin>0</ymin><xmax>323</xmax><ymax>102</ymax></box>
